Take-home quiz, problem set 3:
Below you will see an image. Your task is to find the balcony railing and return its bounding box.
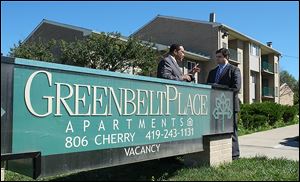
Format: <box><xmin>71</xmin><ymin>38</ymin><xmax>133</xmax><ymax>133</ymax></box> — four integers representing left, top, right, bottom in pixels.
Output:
<box><xmin>262</xmin><ymin>87</ymin><xmax>274</xmax><ymax>97</ymax></box>
<box><xmin>262</xmin><ymin>61</ymin><xmax>274</xmax><ymax>73</ymax></box>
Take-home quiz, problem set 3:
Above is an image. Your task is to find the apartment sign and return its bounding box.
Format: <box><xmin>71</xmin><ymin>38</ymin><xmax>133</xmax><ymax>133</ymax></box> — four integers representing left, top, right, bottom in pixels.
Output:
<box><xmin>1</xmin><ymin>57</ymin><xmax>233</xmax><ymax>178</ymax></box>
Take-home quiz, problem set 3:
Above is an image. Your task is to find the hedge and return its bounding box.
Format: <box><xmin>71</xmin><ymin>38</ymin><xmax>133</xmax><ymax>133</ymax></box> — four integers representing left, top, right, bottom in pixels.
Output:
<box><xmin>239</xmin><ymin>102</ymin><xmax>298</xmax><ymax>130</ymax></box>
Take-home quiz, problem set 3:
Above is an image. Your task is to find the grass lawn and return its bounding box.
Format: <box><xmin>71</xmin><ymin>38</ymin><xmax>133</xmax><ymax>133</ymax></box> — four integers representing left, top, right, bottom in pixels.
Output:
<box><xmin>4</xmin><ymin>156</ymin><xmax>299</xmax><ymax>181</ymax></box>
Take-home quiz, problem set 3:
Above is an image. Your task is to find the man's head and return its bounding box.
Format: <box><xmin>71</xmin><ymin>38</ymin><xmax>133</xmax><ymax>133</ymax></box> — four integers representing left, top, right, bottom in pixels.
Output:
<box><xmin>215</xmin><ymin>48</ymin><xmax>230</xmax><ymax>65</ymax></box>
<box><xmin>169</xmin><ymin>44</ymin><xmax>185</xmax><ymax>62</ymax></box>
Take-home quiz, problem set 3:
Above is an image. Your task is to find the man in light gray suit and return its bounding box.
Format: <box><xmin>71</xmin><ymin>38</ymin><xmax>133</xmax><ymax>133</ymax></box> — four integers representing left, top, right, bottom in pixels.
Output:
<box><xmin>157</xmin><ymin>44</ymin><xmax>200</xmax><ymax>82</ymax></box>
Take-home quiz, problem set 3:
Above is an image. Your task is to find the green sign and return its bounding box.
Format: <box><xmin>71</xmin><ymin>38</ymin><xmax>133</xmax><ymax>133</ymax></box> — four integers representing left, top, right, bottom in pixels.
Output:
<box><xmin>12</xmin><ymin>62</ymin><xmax>214</xmax><ymax>156</ymax></box>
<box><xmin>2</xmin><ymin>57</ymin><xmax>233</xmax><ymax>178</ymax></box>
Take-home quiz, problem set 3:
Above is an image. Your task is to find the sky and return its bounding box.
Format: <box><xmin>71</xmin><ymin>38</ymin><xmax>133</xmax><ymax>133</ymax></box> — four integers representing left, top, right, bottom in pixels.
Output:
<box><xmin>1</xmin><ymin>1</ymin><xmax>299</xmax><ymax>78</ymax></box>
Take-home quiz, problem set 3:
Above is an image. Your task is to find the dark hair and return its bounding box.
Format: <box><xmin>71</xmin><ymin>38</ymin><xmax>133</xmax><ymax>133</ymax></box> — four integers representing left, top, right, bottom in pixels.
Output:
<box><xmin>216</xmin><ymin>48</ymin><xmax>230</xmax><ymax>59</ymax></box>
<box><xmin>169</xmin><ymin>44</ymin><xmax>182</xmax><ymax>54</ymax></box>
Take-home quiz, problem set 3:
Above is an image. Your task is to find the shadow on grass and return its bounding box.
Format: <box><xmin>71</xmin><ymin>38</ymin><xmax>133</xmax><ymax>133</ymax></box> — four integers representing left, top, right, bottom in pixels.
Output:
<box><xmin>47</xmin><ymin>156</ymin><xmax>185</xmax><ymax>181</ymax></box>
<box><xmin>7</xmin><ymin>156</ymin><xmax>298</xmax><ymax>181</ymax></box>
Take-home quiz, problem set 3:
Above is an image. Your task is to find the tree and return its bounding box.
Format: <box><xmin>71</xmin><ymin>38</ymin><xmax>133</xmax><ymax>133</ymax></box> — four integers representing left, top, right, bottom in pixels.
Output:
<box><xmin>280</xmin><ymin>70</ymin><xmax>299</xmax><ymax>105</ymax></box>
<box><xmin>294</xmin><ymin>80</ymin><xmax>299</xmax><ymax>105</ymax></box>
<box><xmin>9</xmin><ymin>38</ymin><xmax>57</xmax><ymax>62</ymax></box>
<box><xmin>9</xmin><ymin>32</ymin><xmax>160</xmax><ymax>76</ymax></box>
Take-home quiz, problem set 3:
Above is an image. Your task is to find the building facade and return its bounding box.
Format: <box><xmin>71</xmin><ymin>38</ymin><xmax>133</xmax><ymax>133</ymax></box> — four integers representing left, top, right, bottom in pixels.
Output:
<box><xmin>279</xmin><ymin>83</ymin><xmax>294</xmax><ymax>106</ymax></box>
<box><xmin>132</xmin><ymin>14</ymin><xmax>281</xmax><ymax>104</ymax></box>
<box><xmin>22</xmin><ymin>13</ymin><xmax>281</xmax><ymax>104</ymax></box>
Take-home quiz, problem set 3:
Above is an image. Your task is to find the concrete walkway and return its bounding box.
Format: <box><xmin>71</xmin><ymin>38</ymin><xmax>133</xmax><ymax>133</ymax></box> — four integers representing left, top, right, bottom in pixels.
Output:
<box><xmin>239</xmin><ymin>124</ymin><xmax>299</xmax><ymax>161</ymax></box>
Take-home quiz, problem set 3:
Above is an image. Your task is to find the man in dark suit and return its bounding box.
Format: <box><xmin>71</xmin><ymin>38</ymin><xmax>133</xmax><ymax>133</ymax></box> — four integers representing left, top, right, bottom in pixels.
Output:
<box><xmin>157</xmin><ymin>44</ymin><xmax>200</xmax><ymax>82</ymax></box>
<box><xmin>207</xmin><ymin>48</ymin><xmax>241</xmax><ymax>160</ymax></box>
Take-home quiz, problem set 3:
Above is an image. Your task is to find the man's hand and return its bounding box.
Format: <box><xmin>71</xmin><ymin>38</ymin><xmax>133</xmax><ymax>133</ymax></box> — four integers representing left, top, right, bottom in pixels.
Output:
<box><xmin>190</xmin><ymin>64</ymin><xmax>201</xmax><ymax>74</ymax></box>
<box><xmin>182</xmin><ymin>74</ymin><xmax>191</xmax><ymax>81</ymax></box>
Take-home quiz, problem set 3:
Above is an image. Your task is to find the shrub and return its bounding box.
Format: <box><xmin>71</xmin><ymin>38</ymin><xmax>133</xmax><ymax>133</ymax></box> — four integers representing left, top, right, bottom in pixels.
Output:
<box><xmin>282</xmin><ymin>105</ymin><xmax>298</xmax><ymax>123</ymax></box>
<box><xmin>239</xmin><ymin>102</ymin><xmax>298</xmax><ymax>130</ymax></box>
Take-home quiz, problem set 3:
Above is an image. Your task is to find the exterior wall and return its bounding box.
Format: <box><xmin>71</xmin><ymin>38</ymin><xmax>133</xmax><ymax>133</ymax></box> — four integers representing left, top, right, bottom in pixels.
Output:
<box><xmin>220</xmin><ymin>30</ymin><xmax>229</xmax><ymax>49</ymax></box>
<box><xmin>250</xmin><ymin>71</ymin><xmax>256</xmax><ymax>103</ymax></box>
<box><xmin>133</xmin><ymin>17</ymin><xmax>279</xmax><ymax>105</ymax></box>
<box><xmin>25</xmin><ymin>18</ymin><xmax>281</xmax><ymax>105</ymax></box>
<box><xmin>247</xmin><ymin>43</ymin><xmax>262</xmax><ymax>103</ymax></box>
<box><xmin>257</xmin><ymin>47</ymin><xmax>262</xmax><ymax>103</ymax></box>
<box><xmin>133</xmin><ymin>17</ymin><xmax>218</xmax><ymax>57</ymax></box>
<box><xmin>237</xmin><ymin>40</ymin><xmax>244</xmax><ymax>103</ymax></box>
<box><xmin>133</xmin><ymin>17</ymin><xmax>221</xmax><ymax>84</ymax></box>
<box><xmin>274</xmin><ymin>55</ymin><xmax>280</xmax><ymax>103</ymax></box>
<box><xmin>27</xmin><ymin>22</ymin><xmax>85</xmax><ymax>43</ymax></box>
<box><xmin>26</xmin><ymin>23</ymin><xmax>86</xmax><ymax>64</ymax></box>
<box><xmin>279</xmin><ymin>85</ymin><xmax>294</xmax><ymax>106</ymax></box>
<box><xmin>249</xmin><ymin>55</ymin><xmax>260</xmax><ymax>72</ymax></box>
<box><xmin>243</xmin><ymin>42</ymin><xmax>250</xmax><ymax>103</ymax></box>
<box><xmin>229</xmin><ymin>39</ymin><xmax>244</xmax><ymax>103</ymax></box>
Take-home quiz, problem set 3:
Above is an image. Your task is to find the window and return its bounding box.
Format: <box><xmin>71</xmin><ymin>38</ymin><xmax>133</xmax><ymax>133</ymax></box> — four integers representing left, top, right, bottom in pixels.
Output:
<box><xmin>263</xmin><ymin>78</ymin><xmax>269</xmax><ymax>87</ymax></box>
<box><xmin>250</xmin><ymin>43</ymin><xmax>259</xmax><ymax>56</ymax></box>
<box><xmin>222</xmin><ymin>42</ymin><xmax>227</xmax><ymax>48</ymax></box>
<box><xmin>251</xmin><ymin>73</ymin><xmax>256</xmax><ymax>83</ymax></box>
<box><xmin>275</xmin><ymin>86</ymin><xmax>278</xmax><ymax>97</ymax></box>
<box><xmin>274</xmin><ymin>63</ymin><xmax>278</xmax><ymax>73</ymax></box>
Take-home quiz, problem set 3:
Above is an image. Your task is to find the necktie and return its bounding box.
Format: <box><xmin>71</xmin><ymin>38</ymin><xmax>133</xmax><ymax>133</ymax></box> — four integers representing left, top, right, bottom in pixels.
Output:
<box><xmin>215</xmin><ymin>67</ymin><xmax>222</xmax><ymax>83</ymax></box>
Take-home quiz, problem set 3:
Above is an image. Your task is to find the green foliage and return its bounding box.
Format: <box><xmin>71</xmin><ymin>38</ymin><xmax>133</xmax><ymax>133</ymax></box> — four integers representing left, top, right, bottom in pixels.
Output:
<box><xmin>9</xmin><ymin>32</ymin><xmax>159</xmax><ymax>76</ymax></box>
<box><xmin>9</xmin><ymin>38</ymin><xmax>57</xmax><ymax>62</ymax></box>
<box><xmin>282</xmin><ymin>104</ymin><xmax>299</xmax><ymax>123</ymax></box>
<box><xmin>239</xmin><ymin>102</ymin><xmax>299</xmax><ymax>135</ymax></box>
<box><xmin>280</xmin><ymin>70</ymin><xmax>297</xmax><ymax>91</ymax></box>
<box><xmin>280</xmin><ymin>70</ymin><xmax>299</xmax><ymax>105</ymax></box>
<box><xmin>5</xmin><ymin>156</ymin><xmax>299</xmax><ymax>181</ymax></box>
<box><xmin>240</xmin><ymin>102</ymin><xmax>282</xmax><ymax>129</ymax></box>
<box><xmin>170</xmin><ymin>156</ymin><xmax>298</xmax><ymax>181</ymax></box>
<box><xmin>294</xmin><ymin>81</ymin><xmax>299</xmax><ymax>105</ymax></box>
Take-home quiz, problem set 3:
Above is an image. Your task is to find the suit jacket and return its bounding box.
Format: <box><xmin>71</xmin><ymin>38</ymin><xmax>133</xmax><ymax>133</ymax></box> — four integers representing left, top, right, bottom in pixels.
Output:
<box><xmin>207</xmin><ymin>63</ymin><xmax>241</xmax><ymax>112</ymax></box>
<box><xmin>157</xmin><ymin>55</ymin><xmax>184</xmax><ymax>81</ymax></box>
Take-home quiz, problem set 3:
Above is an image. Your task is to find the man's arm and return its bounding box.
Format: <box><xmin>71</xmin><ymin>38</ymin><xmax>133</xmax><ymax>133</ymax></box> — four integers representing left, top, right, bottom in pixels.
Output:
<box><xmin>161</xmin><ymin>60</ymin><xmax>183</xmax><ymax>81</ymax></box>
<box><xmin>231</xmin><ymin>67</ymin><xmax>241</xmax><ymax>93</ymax></box>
